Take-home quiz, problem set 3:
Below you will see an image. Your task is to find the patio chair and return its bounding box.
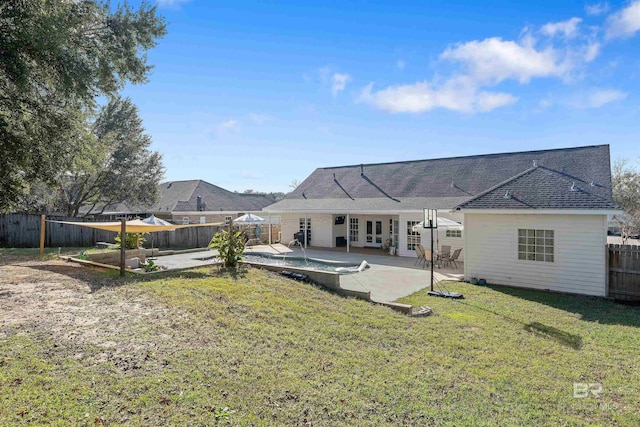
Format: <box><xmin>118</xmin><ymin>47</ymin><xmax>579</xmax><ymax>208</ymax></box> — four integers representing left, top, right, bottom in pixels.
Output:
<box><xmin>442</xmin><ymin>248</ymin><xmax>462</xmax><ymax>269</ymax></box>
<box><xmin>423</xmin><ymin>248</ymin><xmax>433</xmax><ymax>267</ymax></box>
<box><xmin>440</xmin><ymin>245</ymin><xmax>451</xmax><ymax>257</ymax></box>
<box><xmin>414</xmin><ymin>245</ymin><xmax>426</xmax><ymax>268</ymax></box>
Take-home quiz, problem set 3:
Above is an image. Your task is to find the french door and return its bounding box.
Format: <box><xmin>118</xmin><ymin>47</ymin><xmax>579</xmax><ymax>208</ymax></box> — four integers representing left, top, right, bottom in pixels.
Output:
<box><xmin>366</xmin><ymin>220</ymin><xmax>383</xmax><ymax>247</ymax></box>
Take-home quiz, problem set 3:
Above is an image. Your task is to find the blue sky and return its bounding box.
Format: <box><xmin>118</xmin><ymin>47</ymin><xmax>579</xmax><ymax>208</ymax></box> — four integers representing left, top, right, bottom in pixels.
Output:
<box><xmin>124</xmin><ymin>0</ymin><xmax>640</xmax><ymax>193</ymax></box>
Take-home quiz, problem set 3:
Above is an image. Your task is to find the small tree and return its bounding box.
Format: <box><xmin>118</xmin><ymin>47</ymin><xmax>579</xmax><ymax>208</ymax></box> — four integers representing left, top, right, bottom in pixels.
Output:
<box><xmin>209</xmin><ymin>229</ymin><xmax>245</xmax><ymax>268</ymax></box>
<box><xmin>613</xmin><ymin>212</ymin><xmax>640</xmax><ymax>245</ymax></box>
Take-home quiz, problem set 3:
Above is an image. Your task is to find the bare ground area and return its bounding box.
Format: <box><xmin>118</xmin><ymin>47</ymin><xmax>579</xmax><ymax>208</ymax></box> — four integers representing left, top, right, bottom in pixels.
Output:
<box><xmin>0</xmin><ymin>260</ymin><xmax>211</xmax><ymax>371</ymax></box>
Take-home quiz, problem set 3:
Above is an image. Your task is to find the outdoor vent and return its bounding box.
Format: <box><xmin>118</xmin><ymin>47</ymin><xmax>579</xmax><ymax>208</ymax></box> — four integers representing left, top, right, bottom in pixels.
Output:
<box><xmin>450</xmin><ymin>181</ymin><xmax>455</xmax><ymax>188</ymax></box>
<box><xmin>590</xmin><ymin>181</ymin><xmax>595</xmax><ymax>187</ymax></box>
<box><xmin>333</xmin><ymin>173</ymin><xmax>336</xmax><ymax>180</ymax></box>
<box><xmin>504</xmin><ymin>191</ymin><xmax>512</xmax><ymax>199</ymax></box>
<box><xmin>533</xmin><ymin>159</ymin><xmax>538</xmax><ymax>167</ymax></box>
<box><xmin>360</xmin><ymin>164</ymin><xmax>364</xmax><ymax>176</ymax></box>
<box><xmin>570</xmin><ymin>182</ymin><xmax>578</xmax><ymax>192</ymax></box>
<box><xmin>302</xmin><ymin>192</ymin><xmax>307</xmax><ymax>199</ymax></box>
<box><xmin>167</xmin><ymin>182</ymin><xmax>172</xmax><ymax>188</ymax></box>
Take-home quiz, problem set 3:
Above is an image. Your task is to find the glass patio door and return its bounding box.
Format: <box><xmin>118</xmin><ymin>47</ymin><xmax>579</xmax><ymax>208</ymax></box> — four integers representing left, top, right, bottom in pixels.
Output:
<box><xmin>366</xmin><ymin>220</ymin><xmax>383</xmax><ymax>247</ymax></box>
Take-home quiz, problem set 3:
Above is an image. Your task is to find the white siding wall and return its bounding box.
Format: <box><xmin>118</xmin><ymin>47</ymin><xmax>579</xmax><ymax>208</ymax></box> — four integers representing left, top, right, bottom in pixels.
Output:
<box><xmin>278</xmin><ymin>213</ymin><xmax>334</xmax><ymax>247</ymax></box>
<box><xmin>312</xmin><ymin>213</ymin><xmax>334</xmax><ymax>248</ymax></box>
<box><xmin>280</xmin><ymin>214</ymin><xmax>300</xmax><ymax>245</ymax></box>
<box><xmin>464</xmin><ymin>213</ymin><xmax>607</xmax><ymax>296</ymax></box>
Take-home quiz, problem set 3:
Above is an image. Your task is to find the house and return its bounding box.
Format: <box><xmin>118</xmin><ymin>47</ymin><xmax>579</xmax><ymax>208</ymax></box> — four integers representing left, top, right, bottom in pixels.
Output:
<box><xmin>148</xmin><ymin>180</ymin><xmax>276</xmax><ymax>225</ymax></box>
<box><xmin>263</xmin><ymin>145</ymin><xmax>620</xmax><ymax>296</ymax></box>
<box><xmin>83</xmin><ymin>179</ymin><xmax>277</xmax><ymax>225</ymax></box>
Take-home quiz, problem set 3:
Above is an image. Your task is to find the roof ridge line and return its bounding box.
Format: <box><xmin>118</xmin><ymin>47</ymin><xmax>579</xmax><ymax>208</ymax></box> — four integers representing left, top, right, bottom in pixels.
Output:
<box><xmin>321</xmin><ymin>144</ymin><xmax>609</xmax><ymax>170</ymax></box>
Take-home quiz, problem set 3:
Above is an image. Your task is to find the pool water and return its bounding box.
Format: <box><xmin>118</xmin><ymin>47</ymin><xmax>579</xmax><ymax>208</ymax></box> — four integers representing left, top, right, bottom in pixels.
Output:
<box><xmin>242</xmin><ymin>253</ymin><xmax>363</xmax><ymax>274</ymax></box>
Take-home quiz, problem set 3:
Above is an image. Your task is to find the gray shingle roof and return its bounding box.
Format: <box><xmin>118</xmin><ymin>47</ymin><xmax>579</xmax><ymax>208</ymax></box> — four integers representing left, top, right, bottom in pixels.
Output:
<box><xmin>266</xmin><ymin>145</ymin><xmax>615</xmax><ymax>212</ymax></box>
<box><xmin>456</xmin><ymin>166</ymin><xmax>620</xmax><ymax>210</ymax></box>
<box><xmin>263</xmin><ymin>197</ymin><xmax>470</xmax><ymax>212</ymax></box>
<box><xmin>150</xmin><ymin>180</ymin><xmax>275</xmax><ymax>213</ymax></box>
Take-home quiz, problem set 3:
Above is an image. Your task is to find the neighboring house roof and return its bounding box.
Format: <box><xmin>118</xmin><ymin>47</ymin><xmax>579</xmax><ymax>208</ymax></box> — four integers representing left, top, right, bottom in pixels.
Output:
<box><xmin>78</xmin><ymin>202</ymin><xmax>147</xmax><ymax>216</ymax></box>
<box><xmin>150</xmin><ymin>180</ymin><xmax>275</xmax><ymax>214</ymax></box>
<box><xmin>265</xmin><ymin>144</ymin><xmax>615</xmax><ymax>212</ymax></box>
<box><xmin>456</xmin><ymin>166</ymin><xmax>620</xmax><ymax>210</ymax></box>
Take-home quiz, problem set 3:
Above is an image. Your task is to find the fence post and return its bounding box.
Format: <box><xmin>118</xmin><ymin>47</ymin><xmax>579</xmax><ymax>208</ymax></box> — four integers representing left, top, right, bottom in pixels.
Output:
<box><xmin>39</xmin><ymin>214</ymin><xmax>46</xmax><ymax>258</ymax></box>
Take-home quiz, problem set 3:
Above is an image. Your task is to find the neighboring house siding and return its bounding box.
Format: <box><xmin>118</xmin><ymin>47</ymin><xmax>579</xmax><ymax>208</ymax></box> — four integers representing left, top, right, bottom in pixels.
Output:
<box><xmin>168</xmin><ymin>213</ymin><xmax>240</xmax><ymax>224</ymax></box>
<box><xmin>464</xmin><ymin>213</ymin><xmax>607</xmax><ymax>296</ymax></box>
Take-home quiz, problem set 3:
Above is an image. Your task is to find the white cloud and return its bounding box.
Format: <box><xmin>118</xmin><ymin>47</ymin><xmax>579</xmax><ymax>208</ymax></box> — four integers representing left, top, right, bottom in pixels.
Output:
<box><xmin>440</xmin><ymin>37</ymin><xmax>569</xmax><ymax>84</ymax></box>
<box><xmin>605</xmin><ymin>0</ymin><xmax>640</xmax><ymax>39</ymax></box>
<box><xmin>357</xmin><ymin>79</ymin><xmax>518</xmax><ymax>114</ymax></box>
<box><xmin>538</xmin><ymin>98</ymin><xmax>553</xmax><ymax>110</ymax></box>
<box><xmin>587</xmin><ymin>89</ymin><xmax>628</xmax><ymax>107</ymax></box>
<box><xmin>540</xmin><ymin>17</ymin><xmax>582</xmax><ymax>38</ymax></box>
<box><xmin>217</xmin><ymin>119</ymin><xmax>240</xmax><ymax>133</ymax></box>
<box><xmin>396</xmin><ymin>59</ymin><xmax>406</xmax><ymax>70</ymax></box>
<box><xmin>584</xmin><ymin>42</ymin><xmax>600</xmax><ymax>62</ymax></box>
<box><xmin>331</xmin><ymin>73</ymin><xmax>351</xmax><ymax>97</ymax></box>
<box><xmin>585</xmin><ymin>2</ymin><xmax>610</xmax><ymax>16</ymax></box>
<box><xmin>156</xmin><ymin>0</ymin><xmax>191</xmax><ymax>8</ymax></box>
<box><xmin>248</xmin><ymin>113</ymin><xmax>269</xmax><ymax>124</ymax></box>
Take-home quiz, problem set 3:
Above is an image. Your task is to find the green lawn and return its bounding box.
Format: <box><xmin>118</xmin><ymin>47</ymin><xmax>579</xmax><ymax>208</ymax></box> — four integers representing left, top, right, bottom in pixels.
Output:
<box><xmin>1</xmin><ymin>264</ymin><xmax>638</xmax><ymax>426</ymax></box>
<box><xmin>0</xmin><ymin>247</ymin><xmax>88</xmax><ymax>261</ymax></box>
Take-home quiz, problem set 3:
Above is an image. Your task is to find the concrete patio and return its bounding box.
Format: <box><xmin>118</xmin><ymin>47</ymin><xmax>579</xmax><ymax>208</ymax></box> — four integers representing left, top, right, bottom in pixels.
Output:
<box><xmin>149</xmin><ymin>244</ymin><xmax>464</xmax><ymax>302</ymax></box>
<box><xmin>245</xmin><ymin>244</ymin><xmax>464</xmax><ymax>302</ymax></box>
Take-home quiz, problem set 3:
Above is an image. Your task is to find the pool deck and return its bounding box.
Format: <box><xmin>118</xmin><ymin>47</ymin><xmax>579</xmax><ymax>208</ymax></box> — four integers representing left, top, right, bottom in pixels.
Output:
<box><xmin>151</xmin><ymin>244</ymin><xmax>464</xmax><ymax>302</ymax></box>
<box><xmin>249</xmin><ymin>244</ymin><xmax>464</xmax><ymax>302</ymax></box>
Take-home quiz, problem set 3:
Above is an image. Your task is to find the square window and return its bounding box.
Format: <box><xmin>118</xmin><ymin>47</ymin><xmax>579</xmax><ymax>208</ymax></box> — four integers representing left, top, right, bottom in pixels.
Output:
<box><xmin>518</xmin><ymin>229</ymin><xmax>554</xmax><ymax>263</ymax></box>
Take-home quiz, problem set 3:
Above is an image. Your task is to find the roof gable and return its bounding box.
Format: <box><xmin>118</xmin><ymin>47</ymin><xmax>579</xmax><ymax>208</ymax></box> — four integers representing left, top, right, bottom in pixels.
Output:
<box><xmin>456</xmin><ymin>166</ymin><xmax>620</xmax><ymax>210</ymax></box>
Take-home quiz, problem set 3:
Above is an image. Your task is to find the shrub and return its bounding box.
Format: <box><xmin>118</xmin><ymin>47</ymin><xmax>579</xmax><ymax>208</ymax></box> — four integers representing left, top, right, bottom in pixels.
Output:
<box><xmin>115</xmin><ymin>232</ymin><xmax>146</xmax><ymax>249</ymax></box>
<box><xmin>209</xmin><ymin>229</ymin><xmax>245</xmax><ymax>268</ymax></box>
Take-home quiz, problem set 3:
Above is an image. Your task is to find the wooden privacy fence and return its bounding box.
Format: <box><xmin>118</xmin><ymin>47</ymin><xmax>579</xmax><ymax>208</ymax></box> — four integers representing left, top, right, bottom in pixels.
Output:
<box><xmin>0</xmin><ymin>213</ymin><xmax>221</xmax><ymax>249</ymax></box>
<box><xmin>607</xmin><ymin>244</ymin><xmax>640</xmax><ymax>301</ymax></box>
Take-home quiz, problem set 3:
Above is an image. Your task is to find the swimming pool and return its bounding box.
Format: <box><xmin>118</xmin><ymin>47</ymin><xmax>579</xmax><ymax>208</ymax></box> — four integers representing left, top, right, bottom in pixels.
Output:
<box><xmin>242</xmin><ymin>253</ymin><xmax>365</xmax><ymax>274</ymax></box>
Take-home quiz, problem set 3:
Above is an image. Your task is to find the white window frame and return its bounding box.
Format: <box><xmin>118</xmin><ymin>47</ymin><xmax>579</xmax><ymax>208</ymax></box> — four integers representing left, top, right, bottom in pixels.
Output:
<box><xmin>407</xmin><ymin>221</ymin><xmax>421</xmax><ymax>251</ymax></box>
<box><xmin>518</xmin><ymin>229</ymin><xmax>554</xmax><ymax>262</ymax></box>
<box><xmin>446</xmin><ymin>229</ymin><xmax>462</xmax><ymax>238</ymax></box>
<box><xmin>225</xmin><ymin>216</ymin><xmax>232</xmax><ymax>225</ymax></box>
<box><xmin>182</xmin><ymin>217</ymin><xmax>190</xmax><ymax>225</ymax></box>
<box><xmin>299</xmin><ymin>218</ymin><xmax>311</xmax><ymax>243</ymax></box>
<box><xmin>350</xmin><ymin>218</ymin><xmax>359</xmax><ymax>242</ymax></box>
<box><xmin>200</xmin><ymin>216</ymin><xmax>206</xmax><ymax>224</ymax></box>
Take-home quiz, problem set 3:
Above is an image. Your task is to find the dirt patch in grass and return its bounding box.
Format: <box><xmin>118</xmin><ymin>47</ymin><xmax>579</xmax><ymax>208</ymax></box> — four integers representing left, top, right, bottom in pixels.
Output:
<box><xmin>0</xmin><ymin>260</ymin><xmax>209</xmax><ymax>370</ymax></box>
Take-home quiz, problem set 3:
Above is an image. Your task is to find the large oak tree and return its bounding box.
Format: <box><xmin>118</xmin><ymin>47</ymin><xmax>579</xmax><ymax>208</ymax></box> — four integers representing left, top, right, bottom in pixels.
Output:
<box><xmin>0</xmin><ymin>0</ymin><xmax>166</xmax><ymax>211</ymax></box>
<box><xmin>61</xmin><ymin>97</ymin><xmax>164</xmax><ymax>217</ymax></box>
